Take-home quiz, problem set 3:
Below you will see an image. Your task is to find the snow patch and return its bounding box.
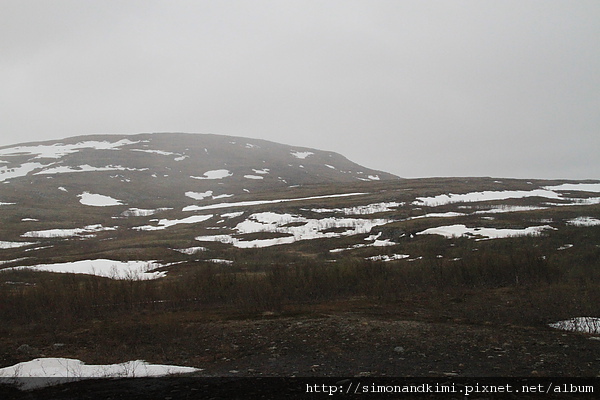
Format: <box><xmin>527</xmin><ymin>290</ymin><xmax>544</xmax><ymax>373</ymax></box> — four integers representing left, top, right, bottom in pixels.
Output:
<box><xmin>78</xmin><ymin>192</ymin><xmax>123</xmax><ymax>207</ymax></box>
<box><xmin>310</xmin><ymin>202</ymin><xmax>403</xmax><ymax>216</ymax></box>
<box><xmin>291</xmin><ymin>151</ymin><xmax>313</xmax><ymax>159</ymax></box>
<box><xmin>186</xmin><ymin>190</ymin><xmax>213</xmax><ymax>200</ymax></box>
<box><xmin>366</xmin><ymin>254</ymin><xmax>410</xmax><ymax>262</ymax></box>
<box><xmin>549</xmin><ymin>317</ymin><xmax>600</xmax><ymax>335</ymax></box>
<box><xmin>5</xmin><ymin>259</ymin><xmax>165</xmax><ymax>280</ymax></box>
<box><xmin>183</xmin><ymin>192</ymin><xmax>367</xmax><ymax>212</ymax></box>
<box><xmin>196</xmin><ymin>212</ymin><xmax>392</xmax><ymax>249</ymax></box>
<box><xmin>418</xmin><ymin>224</ymin><xmax>556</xmax><ymax>240</ymax></box>
<box><xmin>0</xmin><ymin>241</ymin><xmax>38</xmax><ymax>249</ymax></box>
<box><xmin>0</xmin><ymin>358</ymin><xmax>199</xmax><ymax>390</ymax></box>
<box><xmin>0</xmin><ymin>139</ymin><xmax>138</xmax><ymax>160</ymax></box>
<box><xmin>566</xmin><ymin>217</ymin><xmax>600</xmax><ymax>227</ymax></box>
<box><xmin>22</xmin><ymin>224</ymin><xmax>117</xmax><ymax>238</ymax></box>
<box><xmin>0</xmin><ymin>162</ymin><xmax>44</xmax><ymax>182</ymax></box>
<box><xmin>191</xmin><ymin>169</ymin><xmax>232</xmax><ymax>180</ymax></box>
<box><xmin>172</xmin><ymin>247</ymin><xmax>208</xmax><ymax>255</ymax></box>
<box><xmin>134</xmin><ymin>214</ymin><xmax>213</xmax><ymax>231</ymax></box>
<box><xmin>121</xmin><ymin>208</ymin><xmax>171</xmax><ymax>217</ymax></box>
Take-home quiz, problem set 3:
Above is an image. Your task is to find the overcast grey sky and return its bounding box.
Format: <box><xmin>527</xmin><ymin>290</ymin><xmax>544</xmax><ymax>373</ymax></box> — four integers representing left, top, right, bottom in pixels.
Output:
<box><xmin>1</xmin><ymin>0</ymin><xmax>598</xmax><ymax>179</ymax></box>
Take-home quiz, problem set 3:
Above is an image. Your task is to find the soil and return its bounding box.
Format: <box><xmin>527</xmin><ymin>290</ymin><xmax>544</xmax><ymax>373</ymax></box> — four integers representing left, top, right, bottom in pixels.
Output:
<box><xmin>1</xmin><ymin>293</ymin><xmax>599</xmax><ymax>399</ymax></box>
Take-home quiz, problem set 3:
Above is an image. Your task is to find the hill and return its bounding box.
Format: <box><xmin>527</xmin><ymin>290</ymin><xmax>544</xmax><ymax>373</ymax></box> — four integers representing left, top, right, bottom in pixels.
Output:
<box><xmin>0</xmin><ymin>133</ymin><xmax>599</xmax><ymax>395</ymax></box>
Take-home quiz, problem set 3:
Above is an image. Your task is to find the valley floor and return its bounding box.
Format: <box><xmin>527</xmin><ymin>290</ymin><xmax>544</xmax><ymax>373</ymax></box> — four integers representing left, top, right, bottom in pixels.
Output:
<box><xmin>1</xmin><ymin>288</ymin><xmax>599</xmax><ymax>399</ymax></box>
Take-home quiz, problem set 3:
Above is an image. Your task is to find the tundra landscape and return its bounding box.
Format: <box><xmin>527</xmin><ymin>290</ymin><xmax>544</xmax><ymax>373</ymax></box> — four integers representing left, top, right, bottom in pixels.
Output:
<box><xmin>0</xmin><ymin>133</ymin><xmax>598</xmax><ymax>398</ymax></box>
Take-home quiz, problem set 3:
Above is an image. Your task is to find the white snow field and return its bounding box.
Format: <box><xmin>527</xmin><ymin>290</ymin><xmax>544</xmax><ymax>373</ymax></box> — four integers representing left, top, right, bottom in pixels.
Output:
<box><xmin>418</xmin><ymin>224</ymin><xmax>556</xmax><ymax>240</ymax></box>
<box><xmin>310</xmin><ymin>202</ymin><xmax>403</xmax><ymax>215</ymax></box>
<box><xmin>78</xmin><ymin>192</ymin><xmax>124</xmax><ymax>207</ymax></box>
<box><xmin>549</xmin><ymin>317</ymin><xmax>600</xmax><ymax>335</ymax></box>
<box><xmin>0</xmin><ymin>241</ymin><xmax>37</xmax><ymax>249</ymax></box>
<box><xmin>0</xmin><ymin>162</ymin><xmax>44</xmax><ymax>182</ymax></box>
<box><xmin>21</xmin><ymin>224</ymin><xmax>117</xmax><ymax>238</ymax></box>
<box><xmin>35</xmin><ymin>164</ymin><xmax>146</xmax><ymax>175</ymax></box>
<box><xmin>290</xmin><ymin>151</ymin><xmax>313</xmax><ymax>159</ymax></box>
<box><xmin>0</xmin><ymin>358</ymin><xmax>199</xmax><ymax>390</ymax></box>
<box><xmin>5</xmin><ymin>259</ymin><xmax>165</xmax><ymax>280</ymax></box>
<box><xmin>196</xmin><ymin>212</ymin><xmax>393</xmax><ymax>249</ymax></box>
<box><xmin>133</xmin><ymin>214</ymin><xmax>213</xmax><ymax>231</ymax></box>
<box><xmin>190</xmin><ymin>169</ymin><xmax>232</xmax><ymax>180</ymax></box>
<box><xmin>366</xmin><ymin>254</ymin><xmax>411</xmax><ymax>262</ymax></box>
<box><xmin>0</xmin><ymin>139</ymin><xmax>138</xmax><ymax>159</ymax></box>
<box><xmin>412</xmin><ymin>183</ymin><xmax>600</xmax><ymax>207</ymax></box>
<box><xmin>566</xmin><ymin>217</ymin><xmax>600</xmax><ymax>227</ymax></box>
<box><xmin>121</xmin><ymin>207</ymin><xmax>172</xmax><ymax>217</ymax></box>
<box><xmin>182</xmin><ymin>192</ymin><xmax>366</xmax><ymax>212</ymax></box>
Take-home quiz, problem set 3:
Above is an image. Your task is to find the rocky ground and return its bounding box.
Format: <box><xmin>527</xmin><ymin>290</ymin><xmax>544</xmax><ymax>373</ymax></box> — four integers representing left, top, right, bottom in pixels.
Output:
<box><xmin>1</xmin><ymin>292</ymin><xmax>599</xmax><ymax>399</ymax></box>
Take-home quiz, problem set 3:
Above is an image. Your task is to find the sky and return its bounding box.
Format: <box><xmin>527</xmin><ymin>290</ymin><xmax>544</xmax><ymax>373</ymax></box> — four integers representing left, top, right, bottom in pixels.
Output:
<box><xmin>1</xmin><ymin>0</ymin><xmax>598</xmax><ymax>179</ymax></box>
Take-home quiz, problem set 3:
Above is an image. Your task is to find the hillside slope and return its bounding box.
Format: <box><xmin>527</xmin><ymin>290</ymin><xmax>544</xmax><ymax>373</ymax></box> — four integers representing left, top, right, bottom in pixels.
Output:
<box><xmin>0</xmin><ymin>132</ymin><xmax>398</xmax><ymax>208</ymax></box>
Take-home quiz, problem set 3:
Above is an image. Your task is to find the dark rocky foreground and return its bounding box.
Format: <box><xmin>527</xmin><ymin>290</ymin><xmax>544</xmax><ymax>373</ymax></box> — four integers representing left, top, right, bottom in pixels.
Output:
<box><xmin>2</xmin><ymin>312</ymin><xmax>599</xmax><ymax>399</ymax></box>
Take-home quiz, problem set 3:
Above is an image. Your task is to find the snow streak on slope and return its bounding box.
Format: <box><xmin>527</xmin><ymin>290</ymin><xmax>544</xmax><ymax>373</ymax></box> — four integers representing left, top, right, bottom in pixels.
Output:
<box><xmin>182</xmin><ymin>192</ymin><xmax>366</xmax><ymax>212</ymax></box>
<box><xmin>0</xmin><ymin>139</ymin><xmax>139</xmax><ymax>159</ymax></box>
<box><xmin>413</xmin><ymin>184</ymin><xmax>600</xmax><ymax>207</ymax></box>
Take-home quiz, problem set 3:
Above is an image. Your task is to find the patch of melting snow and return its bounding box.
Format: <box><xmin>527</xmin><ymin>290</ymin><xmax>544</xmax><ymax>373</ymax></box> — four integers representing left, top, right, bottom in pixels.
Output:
<box><xmin>0</xmin><ymin>257</ymin><xmax>31</xmax><ymax>266</ymax></box>
<box><xmin>197</xmin><ymin>212</ymin><xmax>393</xmax><ymax>248</ymax></box>
<box><xmin>186</xmin><ymin>190</ymin><xmax>213</xmax><ymax>200</ymax></box>
<box><xmin>557</xmin><ymin>244</ymin><xmax>573</xmax><ymax>251</ymax></box>
<box><xmin>183</xmin><ymin>192</ymin><xmax>367</xmax><ymax>212</ymax></box>
<box><xmin>407</xmin><ymin>212</ymin><xmax>465</xmax><ymax>220</ymax></box>
<box><xmin>0</xmin><ymin>162</ymin><xmax>45</xmax><ymax>182</ymax></box>
<box><xmin>566</xmin><ymin>217</ymin><xmax>600</xmax><ymax>227</ymax></box>
<box><xmin>0</xmin><ymin>358</ymin><xmax>199</xmax><ymax>390</ymax></box>
<box><xmin>329</xmin><ymin>240</ymin><xmax>396</xmax><ymax>253</ymax></box>
<box><xmin>310</xmin><ymin>202</ymin><xmax>403</xmax><ymax>215</ymax></box>
<box><xmin>1</xmin><ymin>139</ymin><xmax>138</xmax><ymax>158</ymax></box>
<box><xmin>207</xmin><ymin>259</ymin><xmax>234</xmax><ymax>265</ymax></box>
<box><xmin>221</xmin><ymin>212</ymin><xmax>244</xmax><ymax>219</ymax></box>
<box><xmin>133</xmin><ymin>214</ymin><xmax>213</xmax><ymax>231</ymax></box>
<box><xmin>35</xmin><ymin>164</ymin><xmax>145</xmax><ymax>175</ymax></box>
<box><xmin>413</xmin><ymin>184</ymin><xmax>600</xmax><ymax>207</ymax></box>
<box><xmin>21</xmin><ymin>218</ymin><xmax>39</xmax><ymax>222</ymax></box>
<box><xmin>190</xmin><ymin>169</ymin><xmax>232</xmax><ymax>180</ymax></box>
<box><xmin>121</xmin><ymin>208</ymin><xmax>172</xmax><ymax>217</ymax></box>
<box><xmin>78</xmin><ymin>192</ymin><xmax>124</xmax><ymax>207</ymax></box>
<box><xmin>213</xmin><ymin>194</ymin><xmax>234</xmax><ymax>199</ymax></box>
<box><xmin>5</xmin><ymin>259</ymin><xmax>166</xmax><ymax>280</ymax></box>
<box><xmin>21</xmin><ymin>224</ymin><xmax>117</xmax><ymax>238</ymax></box>
<box><xmin>130</xmin><ymin>149</ymin><xmax>178</xmax><ymax>156</ymax></box>
<box><xmin>473</xmin><ymin>205</ymin><xmax>548</xmax><ymax>214</ymax></box>
<box><xmin>413</xmin><ymin>189</ymin><xmax>564</xmax><ymax>207</ymax></box>
<box><xmin>545</xmin><ymin>183</ymin><xmax>600</xmax><ymax>192</ymax></box>
<box><xmin>244</xmin><ymin>175</ymin><xmax>264</xmax><ymax>180</ymax></box>
<box><xmin>172</xmin><ymin>247</ymin><xmax>208</xmax><ymax>255</ymax></box>
<box><xmin>0</xmin><ymin>201</ymin><xmax>16</xmax><ymax>206</ymax></box>
<box><xmin>549</xmin><ymin>317</ymin><xmax>600</xmax><ymax>335</ymax></box>
<box><xmin>252</xmin><ymin>168</ymin><xmax>269</xmax><ymax>174</ymax></box>
<box><xmin>0</xmin><ymin>241</ymin><xmax>38</xmax><ymax>249</ymax></box>
<box><xmin>418</xmin><ymin>224</ymin><xmax>556</xmax><ymax>240</ymax></box>
<box><xmin>366</xmin><ymin>254</ymin><xmax>410</xmax><ymax>262</ymax></box>
<box><xmin>291</xmin><ymin>151</ymin><xmax>313</xmax><ymax>159</ymax></box>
